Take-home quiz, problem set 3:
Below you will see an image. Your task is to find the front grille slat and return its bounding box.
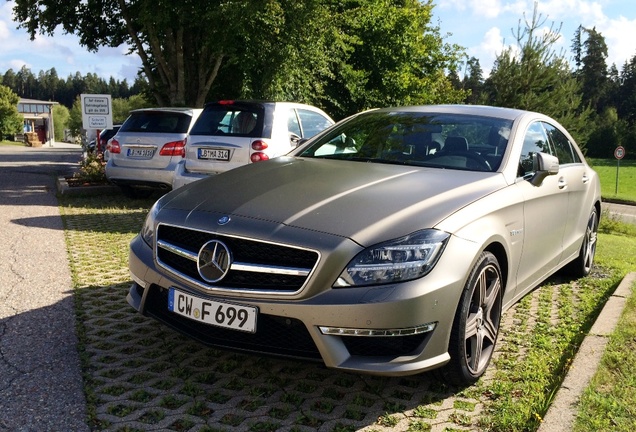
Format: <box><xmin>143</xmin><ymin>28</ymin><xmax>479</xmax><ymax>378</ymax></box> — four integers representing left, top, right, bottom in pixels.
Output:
<box><xmin>156</xmin><ymin>224</ymin><xmax>319</xmax><ymax>293</ymax></box>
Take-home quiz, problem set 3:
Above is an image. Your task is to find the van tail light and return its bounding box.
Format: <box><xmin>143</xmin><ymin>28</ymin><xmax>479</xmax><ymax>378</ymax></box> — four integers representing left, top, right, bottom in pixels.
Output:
<box><xmin>250</xmin><ymin>152</ymin><xmax>269</xmax><ymax>163</ymax></box>
<box><xmin>251</xmin><ymin>140</ymin><xmax>268</xmax><ymax>151</ymax></box>
<box><xmin>250</xmin><ymin>140</ymin><xmax>269</xmax><ymax>163</ymax></box>
<box><xmin>160</xmin><ymin>140</ymin><xmax>186</xmax><ymax>157</ymax></box>
<box><xmin>109</xmin><ymin>139</ymin><xmax>121</xmax><ymax>154</ymax></box>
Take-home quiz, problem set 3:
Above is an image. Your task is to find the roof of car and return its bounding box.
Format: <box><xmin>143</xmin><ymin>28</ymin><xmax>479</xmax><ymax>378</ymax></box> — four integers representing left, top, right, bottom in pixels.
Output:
<box><xmin>129</xmin><ymin>107</ymin><xmax>202</xmax><ymax>114</ymax></box>
<box><xmin>373</xmin><ymin>104</ymin><xmax>531</xmax><ymax>121</ymax></box>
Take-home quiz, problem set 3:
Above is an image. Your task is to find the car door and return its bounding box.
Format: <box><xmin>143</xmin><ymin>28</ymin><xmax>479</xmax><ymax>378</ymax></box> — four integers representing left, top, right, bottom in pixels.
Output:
<box><xmin>542</xmin><ymin>121</ymin><xmax>592</xmax><ymax>262</ymax></box>
<box><xmin>513</xmin><ymin>121</ymin><xmax>569</xmax><ymax>293</ymax></box>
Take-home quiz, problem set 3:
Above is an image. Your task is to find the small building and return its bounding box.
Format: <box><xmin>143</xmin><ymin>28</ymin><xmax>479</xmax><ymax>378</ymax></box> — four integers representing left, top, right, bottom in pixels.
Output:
<box><xmin>17</xmin><ymin>98</ymin><xmax>57</xmax><ymax>147</ymax></box>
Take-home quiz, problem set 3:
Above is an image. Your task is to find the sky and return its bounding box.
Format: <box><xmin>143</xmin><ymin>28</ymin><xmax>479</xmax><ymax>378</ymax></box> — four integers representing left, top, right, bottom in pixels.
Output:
<box><xmin>0</xmin><ymin>0</ymin><xmax>635</xmax><ymax>84</ymax></box>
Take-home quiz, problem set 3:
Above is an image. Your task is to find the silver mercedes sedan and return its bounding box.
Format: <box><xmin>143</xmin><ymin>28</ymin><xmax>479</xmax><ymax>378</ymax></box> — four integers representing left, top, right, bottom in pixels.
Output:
<box><xmin>127</xmin><ymin>105</ymin><xmax>601</xmax><ymax>385</ymax></box>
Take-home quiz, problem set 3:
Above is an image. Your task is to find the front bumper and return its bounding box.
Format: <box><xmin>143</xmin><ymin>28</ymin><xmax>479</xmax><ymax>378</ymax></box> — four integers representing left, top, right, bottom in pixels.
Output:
<box><xmin>127</xmin><ymin>230</ymin><xmax>476</xmax><ymax>376</ymax></box>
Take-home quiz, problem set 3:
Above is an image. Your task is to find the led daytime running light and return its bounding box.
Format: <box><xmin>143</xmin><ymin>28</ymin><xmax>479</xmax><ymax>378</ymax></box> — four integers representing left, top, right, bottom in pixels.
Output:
<box><xmin>319</xmin><ymin>322</ymin><xmax>437</xmax><ymax>337</ymax></box>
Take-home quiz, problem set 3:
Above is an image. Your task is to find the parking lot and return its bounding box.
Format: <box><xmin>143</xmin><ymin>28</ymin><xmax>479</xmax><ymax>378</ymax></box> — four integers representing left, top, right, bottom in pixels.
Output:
<box><xmin>0</xmin><ymin>144</ymin><xmax>627</xmax><ymax>431</ymax></box>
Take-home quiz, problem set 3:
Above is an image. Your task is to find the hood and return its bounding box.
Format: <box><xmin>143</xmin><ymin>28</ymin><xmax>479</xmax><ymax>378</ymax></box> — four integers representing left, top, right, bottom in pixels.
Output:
<box><xmin>164</xmin><ymin>157</ymin><xmax>507</xmax><ymax>246</ymax></box>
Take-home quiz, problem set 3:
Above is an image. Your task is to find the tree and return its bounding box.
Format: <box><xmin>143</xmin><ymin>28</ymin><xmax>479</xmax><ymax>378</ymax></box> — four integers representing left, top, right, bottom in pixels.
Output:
<box><xmin>52</xmin><ymin>104</ymin><xmax>70</xmax><ymax>141</ymax></box>
<box><xmin>12</xmin><ymin>0</ymin><xmax>466</xmax><ymax>114</ymax></box>
<box><xmin>579</xmin><ymin>27</ymin><xmax>609</xmax><ymax>113</ymax></box>
<box><xmin>0</xmin><ymin>85</ymin><xmax>23</xmax><ymax>139</ymax></box>
<box><xmin>462</xmin><ymin>57</ymin><xmax>484</xmax><ymax>104</ymax></box>
<box><xmin>319</xmin><ymin>0</ymin><xmax>466</xmax><ymax>119</ymax></box>
<box><xmin>12</xmin><ymin>0</ymin><xmax>274</xmax><ymax>107</ymax></box>
<box><xmin>618</xmin><ymin>55</ymin><xmax>636</xmax><ymax>125</ymax></box>
<box><xmin>483</xmin><ymin>3</ymin><xmax>591</xmax><ymax>144</ymax></box>
<box><xmin>111</xmin><ymin>94</ymin><xmax>155</xmax><ymax>123</ymax></box>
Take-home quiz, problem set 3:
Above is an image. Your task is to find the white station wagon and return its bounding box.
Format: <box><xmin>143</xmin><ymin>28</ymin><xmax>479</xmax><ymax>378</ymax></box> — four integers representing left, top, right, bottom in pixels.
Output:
<box><xmin>172</xmin><ymin>100</ymin><xmax>334</xmax><ymax>189</ymax></box>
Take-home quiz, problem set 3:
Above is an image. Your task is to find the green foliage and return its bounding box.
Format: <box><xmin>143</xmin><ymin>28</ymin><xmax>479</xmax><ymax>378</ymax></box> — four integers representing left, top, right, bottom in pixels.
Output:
<box><xmin>68</xmin><ymin>97</ymin><xmax>83</xmax><ymax>138</ymax></box>
<box><xmin>111</xmin><ymin>95</ymin><xmax>155</xmax><ymax>124</ymax></box>
<box><xmin>52</xmin><ymin>103</ymin><xmax>70</xmax><ymax>141</ymax></box>
<box><xmin>10</xmin><ymin>0</ymin><xmax>465</xmax><ymax>115</ymax></box>
<box><xmin>320</xmin><ymin>0</ymin><xmax>466</xmax><ymax>118</ymax></box>
<box><xmin>0</xmin><ymin>84</ymin><xmax>23</xmax><ymax>138</ymax></box>
<box><xmin>483</xmin><ymin>5</ymin><xmax>592</xmax><ymax>145</ymax></box>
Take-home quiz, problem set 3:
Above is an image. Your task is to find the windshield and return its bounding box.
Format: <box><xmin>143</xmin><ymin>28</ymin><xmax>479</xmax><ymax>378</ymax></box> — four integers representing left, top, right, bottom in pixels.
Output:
<box><xmin>297</xmin><ymin>111</ymin><xmax>512</xmax><ymax>172</ymax></box>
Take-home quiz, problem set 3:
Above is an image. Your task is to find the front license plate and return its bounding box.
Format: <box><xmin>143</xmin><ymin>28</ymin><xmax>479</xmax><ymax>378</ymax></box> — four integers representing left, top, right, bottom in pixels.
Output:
<box><xmin>198</xmin><ymin>148</ymin><xmax>230</xmax><ymax>161</ymax></box>
<box><xmin>168</xmin><ymin>288</ymin><xmax>257</xmax><ymax>333</ymax></box>
<box><xmin>127</xmin><ymin>148</ymin><xmax>155</xmax><ymax>158</ymax></box>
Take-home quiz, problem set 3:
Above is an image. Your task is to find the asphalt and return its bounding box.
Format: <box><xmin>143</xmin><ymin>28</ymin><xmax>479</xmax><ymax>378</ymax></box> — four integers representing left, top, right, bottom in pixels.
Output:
<box><xmin>0</xmin><ymin>141</ymin><xmax>634</xmax><ymax>431</ymax></box>
<box><xmin>0</xmin><ymin>142</ymin><xmax>89</xmax><ymax>432</ymax></box>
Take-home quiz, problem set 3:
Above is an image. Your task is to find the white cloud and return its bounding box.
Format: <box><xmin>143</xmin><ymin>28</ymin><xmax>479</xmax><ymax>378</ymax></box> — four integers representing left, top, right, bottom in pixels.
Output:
<box><xmin>599</xmin><ymin>16</ymin><xmax>636</xmax><ymax>67</ymax></box>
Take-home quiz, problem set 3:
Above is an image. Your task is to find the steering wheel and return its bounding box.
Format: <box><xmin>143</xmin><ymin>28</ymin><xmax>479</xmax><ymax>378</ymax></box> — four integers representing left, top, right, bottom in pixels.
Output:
<box><xmin>426</xmin><ymin>151</ymin><xmax>492</xmax><ymax>171</ymax></box>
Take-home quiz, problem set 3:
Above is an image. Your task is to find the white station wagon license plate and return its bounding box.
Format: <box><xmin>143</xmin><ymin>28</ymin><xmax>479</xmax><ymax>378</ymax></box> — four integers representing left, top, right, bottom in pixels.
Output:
<box><xmin>168</xmin><ymin>288</ymin><xmax>257</xmax><ymax>333</ymax></box>
<box><xmin>127</xmin><ymin>148</ymin><xmax>155</xmax><ymax>158</ymax></box>
<box><xmin>198</xmin><ymin>148</ymin><xmax>230</xmax><ymax>161</ymax></box>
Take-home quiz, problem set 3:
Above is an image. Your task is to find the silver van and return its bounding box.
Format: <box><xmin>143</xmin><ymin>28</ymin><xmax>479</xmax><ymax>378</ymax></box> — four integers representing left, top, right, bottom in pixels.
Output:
<box><xmin>105</xmin><ymin>107</ymin><xmax>202</xmax><ymax>198</ymax></box>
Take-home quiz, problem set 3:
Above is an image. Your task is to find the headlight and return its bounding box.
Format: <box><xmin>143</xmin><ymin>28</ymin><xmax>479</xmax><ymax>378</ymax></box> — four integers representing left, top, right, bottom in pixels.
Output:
<box><xmin>140</xmin><ymin>197</ymin><xmax>166</xmax><ymax>246</ymax></box>
<box><xmin>335</xmin><ymin>230</ymin><xmax>450</xmax><ymax>287</ymax></box>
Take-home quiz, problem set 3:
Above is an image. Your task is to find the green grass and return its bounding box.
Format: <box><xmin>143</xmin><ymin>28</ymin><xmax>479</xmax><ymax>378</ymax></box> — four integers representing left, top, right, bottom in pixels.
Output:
<box><xmin>573</xmin><ymin>217</ymin><xmax>636</xmax><ymax>431</ymax></box>
<box><xmin>0</xmin><ymin>139</ymin><xmax>26</xmax><ymax>146</ymax></box>
<box><xmin>574</xmin><ymin>285</ymin><xmax>636</xmax><ymax>432</ymax></box>
<box><xmin>588</xmin><ymin>158</ymin><xmax>636</xmax><ymax>203</ymax></box>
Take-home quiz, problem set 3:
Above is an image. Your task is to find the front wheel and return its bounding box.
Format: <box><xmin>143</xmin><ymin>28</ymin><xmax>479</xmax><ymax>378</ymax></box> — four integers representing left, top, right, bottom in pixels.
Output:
<box><xmin>441</xmin><ymin>251</ymin><xmax>503</xmax><ymax>386</ymax></box>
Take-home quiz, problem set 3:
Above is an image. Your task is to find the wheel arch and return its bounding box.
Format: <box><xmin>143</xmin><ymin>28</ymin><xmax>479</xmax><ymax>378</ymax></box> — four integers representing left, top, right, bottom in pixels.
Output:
<box><xmin>483</xmin><ymin>241</ymin><xmax>509</xmax><ymax>294</ymax></box>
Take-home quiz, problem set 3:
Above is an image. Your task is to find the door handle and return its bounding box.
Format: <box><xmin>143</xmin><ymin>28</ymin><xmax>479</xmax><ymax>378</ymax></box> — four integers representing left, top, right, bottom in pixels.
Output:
<box><xmin>558</xmin><ymin>177</ymin><xmax>567</xmax><ymax>189</ymax></box>
<box><xmin>582</xmin><ymin>173</ymin><xmax>590</xmax><ymax>183</ymax></box>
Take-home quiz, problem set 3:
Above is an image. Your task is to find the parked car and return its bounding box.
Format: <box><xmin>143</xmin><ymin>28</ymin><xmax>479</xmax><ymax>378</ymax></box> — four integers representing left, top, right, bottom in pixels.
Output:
<box><xmin>105</xmin><ymin>108</ymin><xmax>202</xmax><ymax>198</ymax></box>
<box><xmin>127</xmin><ymin>105</ymin><xmax>601</xmax><ymax>385</ymax></box>
<box><xmin>172</xmin><ymin>100</ymin><xmax>334</xmax><ymax>189</ymax></box>
<box><xmin>86</xmin><ymin>125</ymin><xmax>121</xmax><ymax>157</ymax></box>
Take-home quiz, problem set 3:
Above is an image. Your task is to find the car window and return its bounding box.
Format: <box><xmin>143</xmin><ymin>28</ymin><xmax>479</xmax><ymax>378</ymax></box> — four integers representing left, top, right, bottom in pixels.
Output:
<box><xmin>120</xmin><ymin>112</ymin><xmax>192</xmax><ymax>133</ymax></box>
<box><xmin>298</xmin><ymin>111</ymin><xmax>511</xmax><ymax>172</ymax></box>
<box><xmin>288</xmin><ymin>109</ymin><xmax>302</xmax><ymax>136</ymax></box>
<box><xmin>542</xmin><ymin>122</ymin><xmax>580</xmax><ymax>164</ymax></box>
<box><xmin>519</xmin><ymin>122</ymin><xmax>552</xmax><ymax>177</ymax></box>
<box><xmin>190</xmin><ymin>105</ymin><xmax>264</xmax><ymax>137</ymax></box>
<box><xmin>296</xmin><ymin>109</ymin><xmax>334</xmax><ymax>138</ymax></box>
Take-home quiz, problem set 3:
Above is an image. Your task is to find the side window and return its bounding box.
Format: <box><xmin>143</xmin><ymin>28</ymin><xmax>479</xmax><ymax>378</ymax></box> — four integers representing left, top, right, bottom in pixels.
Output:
<box><xmin>288</xmin><ymin>109</ymin><xmax>302</xmax><ymax>136</ymax></box>
<box><xmin>297</xmin><ymin>109</ymin><xmax>333</xmax><ymax>138</ymax></box>
<box><xmin>519</xmin><ymin>122</ymin><xmax>551</xmax><ymax>177</ymax></box>
<box><xmin>543</xmin><ymin>122</ymin><xmax>580</xmax><ymax>164</ymax></box>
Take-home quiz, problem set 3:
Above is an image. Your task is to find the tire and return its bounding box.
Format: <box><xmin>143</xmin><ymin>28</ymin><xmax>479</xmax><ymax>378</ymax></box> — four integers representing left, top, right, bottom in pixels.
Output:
<box><xmin>441</xmin><ymin>251</ymin><xmax>503</xmax><ymax>386</ymax></box>
<box><xmin>565</xmin><ymin>208</ymin><xmax>599</xmax><ymax>278</ymax></box>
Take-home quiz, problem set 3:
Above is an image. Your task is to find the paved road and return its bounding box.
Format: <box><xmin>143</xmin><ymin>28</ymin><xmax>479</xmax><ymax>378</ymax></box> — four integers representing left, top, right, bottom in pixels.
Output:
<box><xmin>602</xmin><ymin>201</ymin><xmax>636</xmax><ymax>225</ymax></box>
<box><xmin>0</xmin><ymin>144</ymin><xmax>89</xmax><ymax>432</ymax></box>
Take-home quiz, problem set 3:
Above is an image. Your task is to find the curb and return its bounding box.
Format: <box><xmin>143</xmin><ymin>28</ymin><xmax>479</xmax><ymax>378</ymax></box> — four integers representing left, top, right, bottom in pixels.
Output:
<box><xmin>538</xmin><ymin>272</ymin><xmax>636</xmax><ymax>432</ymax></box>
<box><xmin>56</xmin><ymin>176</ymin><xmax>119</xmax><ymax>196</ymax></box>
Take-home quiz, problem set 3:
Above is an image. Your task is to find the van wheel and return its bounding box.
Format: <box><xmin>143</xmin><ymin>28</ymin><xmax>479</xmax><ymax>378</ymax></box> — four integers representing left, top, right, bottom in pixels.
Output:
<box><xmin>441</xmin><ymin>251</ymin><xmax>503</xmax><ymax>386</ymax></box>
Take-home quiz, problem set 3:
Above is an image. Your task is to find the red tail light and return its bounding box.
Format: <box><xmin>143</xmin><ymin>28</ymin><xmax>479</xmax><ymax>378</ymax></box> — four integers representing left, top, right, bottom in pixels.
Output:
<box><xmin>159</xmin><ymin>140</ymin><xmax>186</xmax><ymax>157</ymax></box>
<box><xmin>251</xmin><ymin>140</ymin><xmax>268</xmax><ymax>151</ymax></box>
<box><xmin>109</xmin><ymin>139</ymin><xmax>121</xmax><ymax>154</ymax></box>
<box><xmin>250</xmin><ymin>152</ymin><xmax>269</xmax><ymax>163</ymax></box>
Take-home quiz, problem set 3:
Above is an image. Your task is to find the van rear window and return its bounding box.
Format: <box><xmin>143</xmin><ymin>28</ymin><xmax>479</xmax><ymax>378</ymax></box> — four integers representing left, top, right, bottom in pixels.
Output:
<box><xmin>120</xmin><ymin>112</ymin><xmax>192</xmax><ymax>133</ymax></box>
<box><xmin>190</xmin><ymin>106</ymin><xmax>264</xmax><ymax>137</ymax></box>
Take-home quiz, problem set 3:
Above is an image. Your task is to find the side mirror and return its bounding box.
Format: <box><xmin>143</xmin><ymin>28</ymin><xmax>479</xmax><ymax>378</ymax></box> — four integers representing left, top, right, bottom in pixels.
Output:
<box><xmin>530</xmin><ymin>152</ymin><xmax>559</xmax><ymax>186</ymax></box>
<box><xmin>290</xmin><ymin>133</ymin><xmax>302</xmax><ymax>148</ymax></box>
